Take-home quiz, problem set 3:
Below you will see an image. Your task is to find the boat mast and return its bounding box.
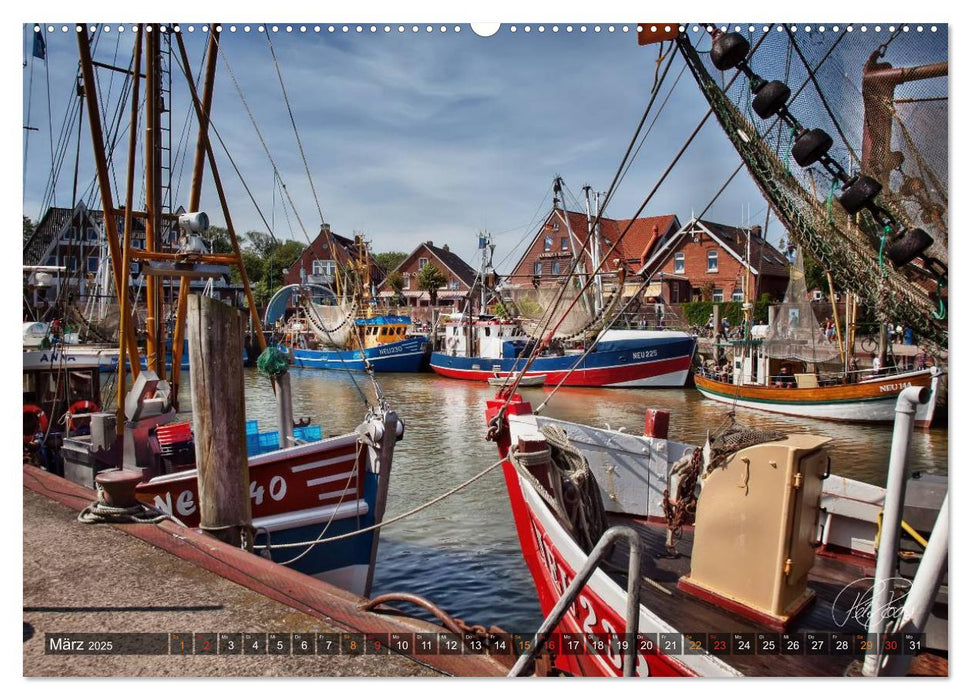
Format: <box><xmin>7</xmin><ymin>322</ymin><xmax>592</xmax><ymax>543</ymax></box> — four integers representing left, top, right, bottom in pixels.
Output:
<box><xmin>169</xmin><ymin>22</ymin><xmax>221</xmax><ymax>399</ymax></box>
<box><xmin>554</xmin><ymin>176</ymin><xmax>591</xmax><ymax>317</ymax></box>
<box><xmin>144</xmin><ymin>23</ymin><xmax>164</xmax><ymax>378</ymax></box>
<box><xmin>583</xmin><ymin>185</ymin><xmax>604</xmax><ymax>316</ymax></box>
<box><xmin>76</xmin><ymin>27</ymin><xmax>141</xmax><ymax>385</ymax></box>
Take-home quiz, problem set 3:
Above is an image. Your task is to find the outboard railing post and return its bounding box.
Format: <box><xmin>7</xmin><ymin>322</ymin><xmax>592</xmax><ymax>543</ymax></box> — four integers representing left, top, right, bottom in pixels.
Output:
<box><xmin>508</xmin><ymin>526</ymin><xmax>642</xmax><ymax>677</ymax></box>
<box><xmin>862</xmin><ymin>385</ymin><xmax>929</xmax><ymax>676</ymax></box>
<box><xmin>883</xmin><ymin>493</ymin><xmax>948</xmax><ymax>676</ymax></box>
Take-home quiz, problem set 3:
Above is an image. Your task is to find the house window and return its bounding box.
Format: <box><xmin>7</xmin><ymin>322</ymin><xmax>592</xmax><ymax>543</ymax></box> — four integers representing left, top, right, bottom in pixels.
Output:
<box><xmin>560</xmin><ymin>237</ymin><xmax>568</xmax><ymax>251</ymax></box>
<box><xmin>674</xmin><ymin>252</ymin><xmax>685</xmax><ymax>273</ymax></box>
<box><xmin>418</xmin><ymin>257</ymin><xmax>428</xmax><ymax>270</ymax></box>
<box><xmin>712</xmin><ymin>288</ymin><xmax>724</xmax><ymax>303</ymax></box>
<box><xmin>534</xmin><ymin>261</ymin><xmax>543</xmax><ymax>276</ymax></box>
<box><xmin>671</xmin><ymin>284</ymin><xmax>680</xmax><ymax>303</ymax></box>
<box><xmin>552</xmin><ymin>222</ymin><xmax>560</xmax><ymax>233</ymax></box>
<box><xmin>812</xmin><ymin>290</ymin><xmax>825</xmax><ymax>302</ymax></box>
<box><xmin>449</xmin><ymin>280</ymin><xmax>460</xmax><ymax>290</ymax></box>
<box><xmin>65</xmin><ymin>256</ymin><xmax>78</xmax><ymax>272</ymax></box>
<box><xmin>87</xmin><ymin>227</ymin><xmax>98</xmax><ymax>241</ymax></box>
<box><xmin>707</xmin><ymin>249</ymin><xmax>718</xmax><ymax>272</ymax></box>
<box><xmin>311</xmin><ymin>259</ymin><xmax>336</xmax><ymax>277</ymax></box>
<box><xmin>544</xmin><ymin>235</ymin><xmax>553</xmax><ymax>251</ymax></box>
<box><xmin>552</xmin><ymin>261</ymin><xmax>561</xmax><ymax>275</ymax></box>
<box><xmin>403</xmin><ymin>274</ymin><xmax>411</xmax><ymax>290</ymax></box>
<box><xmin>132</xmin><ymin>239</ymin><xmax>144</xmax><ymax>249</ymax></box>
<box><xmin>732</xmin><ymin>288</ymin><xmax>744</xmax><ymax>302</ymax></box>
<box><xmin>87</xmin><ymin>256</ymin><xmax>99</xmax><ymax>273</ymax></box>
<box><xmin>64</xmin><ymin>227</ymin><xmax>77</xmax><ymax>240</ymax></box>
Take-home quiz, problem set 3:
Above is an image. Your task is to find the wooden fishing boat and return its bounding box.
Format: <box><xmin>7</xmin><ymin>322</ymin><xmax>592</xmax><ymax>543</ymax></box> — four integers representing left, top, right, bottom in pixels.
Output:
<box><xmin>485</xmin><ymin>392</ymin><xmax>947</xmax><ymax>677</ymax></box>
<box><xmin>695</xmin><ymin>366</ymin><xmax>941</xmax><ymax>427</ymax></box>
<box><xmin>488</xmin><ymin>372</ymin><xmax>546</xmax><ymax>387</ymax></box>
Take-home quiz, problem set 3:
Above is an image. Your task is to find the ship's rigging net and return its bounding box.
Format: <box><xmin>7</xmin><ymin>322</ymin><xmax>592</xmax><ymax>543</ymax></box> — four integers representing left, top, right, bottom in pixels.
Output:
<box><xmin>302</xmin><ymin>298</ymin><xmax>358</xmax><ymax>348</ymax></box>
<box><xmin>763</xmin><ymin>248</ymin><xmax>840</xmax><ymax>364</ymax></box>
<box><xmin>678</xmin><ymin>27</ymin><xmax>947</xmax><ymax>354</ymax></box>
<box><xmin>513</xmin><ymin>283</ymin><xmax>623</xmax><ymax>342</ymax></box>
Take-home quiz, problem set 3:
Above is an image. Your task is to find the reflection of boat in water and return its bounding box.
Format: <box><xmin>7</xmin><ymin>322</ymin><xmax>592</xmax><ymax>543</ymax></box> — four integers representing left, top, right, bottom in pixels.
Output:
<box><xmin>488</xmin><ymin>372</ymin><xmax>546</xmax><ymax>387</ymax></box>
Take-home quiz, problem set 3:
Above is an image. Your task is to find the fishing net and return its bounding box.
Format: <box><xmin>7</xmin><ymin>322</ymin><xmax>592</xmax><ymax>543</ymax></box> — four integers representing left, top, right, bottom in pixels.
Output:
<box><xmin>511</xmin><ymin>284</ymin><xmax>621</xmax><ymax>341</ymax></box>
<box><xmin>763</xmin><ymin>247</ymin><xmax>841</xmax><ymax>363</ymax></box>
<box><xmin>301</xmin><ymin>298</ymin><xmax>358</xmax><ymax>348</ymax></box>
<box><xmin>678</xmin><ymin>26</ymin><xmax>947</xmax><ymax>354</ymax></box>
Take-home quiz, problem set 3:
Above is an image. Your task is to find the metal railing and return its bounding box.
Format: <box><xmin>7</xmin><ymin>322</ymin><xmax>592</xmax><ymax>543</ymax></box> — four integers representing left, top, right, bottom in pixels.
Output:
<box><xmin>508</xmin><ymin>526</ymin><xmax>642</xmax><ymax>677</ymax></box>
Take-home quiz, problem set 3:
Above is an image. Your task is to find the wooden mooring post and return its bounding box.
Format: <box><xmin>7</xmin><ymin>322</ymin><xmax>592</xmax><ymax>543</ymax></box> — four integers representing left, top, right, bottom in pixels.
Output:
<box><xmin>187</xmin><ymin>294</ymin><xmax>253</xmax><ymax>549</ymax></box>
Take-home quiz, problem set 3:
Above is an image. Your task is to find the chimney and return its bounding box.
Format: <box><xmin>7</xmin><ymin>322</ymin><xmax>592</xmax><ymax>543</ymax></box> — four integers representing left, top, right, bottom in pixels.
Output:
<box><xmin>426</xmin><ymin>241</ymin><xmax>433</xmax><ymax>246</ymax></box>
<box><xmin>442</xmin><ymin>244</ymin><xmax>450</xmax><ymax>253</ymax></box>
<box><xmin>751</xmin><ymin>224</ymin><xmax>762</xmax><ymax>238</ymax></box>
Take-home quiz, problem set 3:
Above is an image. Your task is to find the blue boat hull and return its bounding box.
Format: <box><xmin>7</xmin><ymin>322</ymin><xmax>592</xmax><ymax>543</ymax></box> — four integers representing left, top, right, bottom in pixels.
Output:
<box><xmin>430</xmin><ymin>334</ymin><xmax>696</xmax><ymax>387</ymax></box>
<box><xmin>290</xmin><ymin>336</ymin><xmax>428</xmax><ymax>372</ymax></box>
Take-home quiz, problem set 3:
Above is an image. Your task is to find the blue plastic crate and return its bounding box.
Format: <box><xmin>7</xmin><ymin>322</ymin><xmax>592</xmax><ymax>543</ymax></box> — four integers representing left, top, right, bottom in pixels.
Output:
<box><xmin>294</xmin><ymin>425</ymin><xmax>322</xmax><ymax>442</ymax></box>
<box><xmin>246</xmin><ymin>433</ymin><xmax>260</xmax><ymax>457</ymax></box>
<box><xmin>246</xmin><ymin>419</ymin><xmax>259</xmax><ymax>435</ymax></box>
<box><xmin>258</xmin><ymin>431</ymin><xmax>280</xmax><ymax>453</ymax></box>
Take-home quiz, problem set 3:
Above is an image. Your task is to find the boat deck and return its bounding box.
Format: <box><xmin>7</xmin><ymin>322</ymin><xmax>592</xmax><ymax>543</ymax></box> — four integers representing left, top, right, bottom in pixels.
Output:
<box><xmin>606</xmin><ymin>515</ymin><xmax>875</xmax><ymax>676</ymax></box>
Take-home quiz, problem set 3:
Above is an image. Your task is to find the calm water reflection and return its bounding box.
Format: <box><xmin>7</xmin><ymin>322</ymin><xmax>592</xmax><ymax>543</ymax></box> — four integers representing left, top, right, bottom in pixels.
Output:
<box><xmin>238</xmin><ymin>368</ymin><xmax>948</xmax><ymax>633</ymax></box>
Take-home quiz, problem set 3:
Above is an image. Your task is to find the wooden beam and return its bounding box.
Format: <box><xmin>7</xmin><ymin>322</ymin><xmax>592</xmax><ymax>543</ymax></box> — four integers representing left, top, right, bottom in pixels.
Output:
<box><xmin>175</xmin><ymin>31</ymin><xmax>267</xmax><ymax>354</ymax></box>
<box><xmin>117</xmin><ymin>23</ymin><xmax>144</xmax><ymax>425</ymax></box>
<box><xmin>171</xmin><ymin>22</ymin><xmax>221</xmax><ymax>404</ymax></box>
<box><xmin>76</xmin><ymin>28</ymin><xmax>141</xmax><ymax>386</ymax></box>
<box><xmin>187</xmin><ymin>294</ymin><xmax>252</xmax><ymax>549</ymax></box>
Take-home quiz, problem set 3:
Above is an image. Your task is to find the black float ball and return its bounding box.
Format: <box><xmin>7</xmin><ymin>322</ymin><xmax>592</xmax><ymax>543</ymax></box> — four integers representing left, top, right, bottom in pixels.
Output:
<box><xmin>791</xmin><ymin>128</ymin><xmax>833</xmax><ymax>168</ymax></box>
<box><xmin>886</xmin><ymin>228</ymin><xmax>934</xmax><ymax>267</ymax></box>
<box><xmin>711</xmin><ymin>32</ymin><xmax>750</xmax><ymax>71</ymax></box>
<box><xmin>752</xmin><ymin>80</ymin><xmax>791</xmax><ymax>119</ymax></box>
<box><xmin>837</xmin><ymin>175</ymin><xmax>883</xmax><ymax>215</ymax></box>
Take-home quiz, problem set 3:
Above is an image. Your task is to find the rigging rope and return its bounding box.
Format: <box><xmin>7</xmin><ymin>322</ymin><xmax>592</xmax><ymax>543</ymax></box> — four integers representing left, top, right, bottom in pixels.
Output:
<box><xmin>265</xmin><ymin>31</ymin><xmax>327</xmax><ymax>228</ymax></box>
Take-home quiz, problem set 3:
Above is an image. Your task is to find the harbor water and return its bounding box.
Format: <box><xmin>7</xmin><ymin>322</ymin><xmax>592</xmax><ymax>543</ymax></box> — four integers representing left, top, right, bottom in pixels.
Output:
<box><xmin>235</xmin><ymin>369</ymin><xmax>948</xmax><ymax>634</ymax></box>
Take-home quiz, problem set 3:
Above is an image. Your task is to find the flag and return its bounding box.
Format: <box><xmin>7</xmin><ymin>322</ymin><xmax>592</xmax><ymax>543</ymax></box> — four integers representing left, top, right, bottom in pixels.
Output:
<box><xmin>32</xmin><ymin>27</ymin><xmax>46</xmax><ymax>60</ymax></box>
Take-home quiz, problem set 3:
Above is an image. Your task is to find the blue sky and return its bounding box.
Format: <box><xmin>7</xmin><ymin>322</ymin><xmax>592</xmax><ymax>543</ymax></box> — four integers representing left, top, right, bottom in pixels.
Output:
<box><xmin>20</xmin><ymin>22</ymin><xmax>946</xmax><ymax>274</ymax></box>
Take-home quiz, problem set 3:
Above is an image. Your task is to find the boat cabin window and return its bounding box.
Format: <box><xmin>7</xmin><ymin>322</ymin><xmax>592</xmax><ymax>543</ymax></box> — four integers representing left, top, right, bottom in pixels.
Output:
<box><xmin>484</xmin><ymin>327</ymin><xmax>491</xmax><ymax>337</ymax></box>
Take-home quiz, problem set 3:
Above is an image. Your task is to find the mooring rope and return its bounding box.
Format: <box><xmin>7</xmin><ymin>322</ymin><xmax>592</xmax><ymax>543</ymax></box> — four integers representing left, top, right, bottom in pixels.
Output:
<box><xmin>253</xmin><ymin>451</ymin><xmax>509</xmax><ymax>551</ymax></box>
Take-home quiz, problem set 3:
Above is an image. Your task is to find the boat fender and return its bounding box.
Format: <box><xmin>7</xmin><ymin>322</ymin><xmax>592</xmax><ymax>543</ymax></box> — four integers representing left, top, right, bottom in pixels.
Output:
<box><xmin>23</xmin><ymin>404</ymin><xmax>49</xmax><ymax>442</ymax></box>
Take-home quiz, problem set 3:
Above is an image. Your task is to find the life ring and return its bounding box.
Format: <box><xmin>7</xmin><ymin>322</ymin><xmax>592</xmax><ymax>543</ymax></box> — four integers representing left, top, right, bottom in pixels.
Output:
<box><xmin>67</xmin><ymin>400</ymin><xmax>99</xmax><ymax>432</ymax></box>
<box><xmin>23</xmin><ymin>404</ymin><xmax>48</xmax><ymax>443</ymax></box>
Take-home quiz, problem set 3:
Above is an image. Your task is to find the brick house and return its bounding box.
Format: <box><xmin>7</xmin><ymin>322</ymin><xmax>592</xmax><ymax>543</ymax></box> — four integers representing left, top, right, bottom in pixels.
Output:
<box><xmin>637</xmin><ymin>218</ymin><xmax>789</xmax><ymax>304</ymax></box>
<box><xmin>375</xmin><ymin>241</ymin><xmax>478</xmax><ymax>319</ymax></box>
<box><xmin>282</xmin><ymin>223</ymin><xmax>383</xmax><ymax>291</ymax></box>
<box><xmin>503</xmin><ymin>208</ymin><xmax>680</xmax><ymax>296</ymax></box>
<box><xmin>24</xmin><ymin>202</ymin><xmax>244</xmax><ymax>313</ymax></box>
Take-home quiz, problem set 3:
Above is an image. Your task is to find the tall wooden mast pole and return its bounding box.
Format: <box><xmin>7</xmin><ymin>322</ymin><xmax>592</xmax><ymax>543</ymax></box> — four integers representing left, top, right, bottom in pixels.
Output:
<box><xmin>116</xmin><ymin>25</ymin><xmax>145</xmax><ymax>424</ymax></box>
<box><xmin>76</xmin><ymin>27</ymin><xmax>141</xmax><ymax>385</ymax></box>
<box><xmin>170</xmin><ymin>23</ymin><xmax>221</xmax><ymax>405</ymax></box>
<box><xmin>174</xmin><ymin>32</ymin><xmax>267</xmax><ymax>353</ymax></box>
<box><xmin>143</xmin><ymin>24</ymin><xmax>164</xmax><ymax>378</ymax></box>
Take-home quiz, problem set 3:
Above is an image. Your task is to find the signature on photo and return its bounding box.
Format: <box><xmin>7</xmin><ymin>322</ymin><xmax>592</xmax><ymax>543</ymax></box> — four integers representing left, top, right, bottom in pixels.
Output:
<box><xmin>831</xmin><ymin>577</ymin><xmax>911</xmax><ymax>628</ymax></box>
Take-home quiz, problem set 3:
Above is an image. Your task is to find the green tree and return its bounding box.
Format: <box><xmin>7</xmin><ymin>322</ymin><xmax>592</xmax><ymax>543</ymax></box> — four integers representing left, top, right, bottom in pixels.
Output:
<box><xmin>416</xmin><ymin>263</ymin><xmax>447</xmax><ymax>306</ymax></box>
<box><xmin>374</xmin><ymin>251</ymin><xmax>408</xmax><ymax>275</ymax></box>
<box><xmin>205</xmin><ymin>225</ymin><xmax>233</xmax><ymax>254</ymax></box>
<box><xmin>23</xmin><ymin>216</ymin><xmax>35</xmax><ymax>246</ymax></box>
